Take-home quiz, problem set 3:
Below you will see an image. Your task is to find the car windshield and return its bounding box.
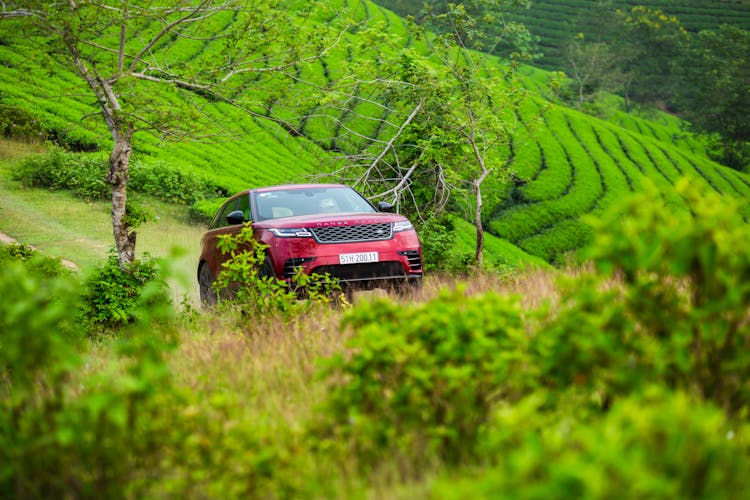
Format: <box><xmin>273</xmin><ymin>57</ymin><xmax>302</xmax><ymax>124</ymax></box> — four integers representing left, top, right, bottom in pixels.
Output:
<box><xmin>253</xmin><ymin>186</ymin><xmax>376</xmax><ymax>221</ymax></box>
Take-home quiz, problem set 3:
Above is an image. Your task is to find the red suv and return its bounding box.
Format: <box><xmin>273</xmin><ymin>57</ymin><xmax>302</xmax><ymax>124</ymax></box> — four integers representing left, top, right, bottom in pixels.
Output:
<box><xmin>198</xmin><ymin>183</ymin><xmax>423</xmax><ymax>304</ymax></box>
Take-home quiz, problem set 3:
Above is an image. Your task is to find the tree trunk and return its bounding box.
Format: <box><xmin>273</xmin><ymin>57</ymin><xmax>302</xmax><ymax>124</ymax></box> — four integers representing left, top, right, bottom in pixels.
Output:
<box><xmin>106</xmin><ymin>126</ymin><xmax>136</xmax><ymax>267</ymax></box>
<box><xmin>474</xmin><ymin>180</ymin><xmax>484</xmax><ymax>268</ymax></box>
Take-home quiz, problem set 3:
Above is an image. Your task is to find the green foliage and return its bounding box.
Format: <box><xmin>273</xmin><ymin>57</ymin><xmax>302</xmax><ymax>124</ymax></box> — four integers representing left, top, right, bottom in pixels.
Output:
<box><xmin>0</xmin><ymin>258</ymin><xmax>185</xmax><ymax>498</ymax></box>
<box><xmin>129</xmin><ymin>160</ymin><xmax>223</xmax><ymax>204</ymax></box>
<box><xmin>521</xmin><ymin>177</ymin><xmax>750</xmax><ymax>416</ymax></box>
<box><xmin>0</xmin><ymin>104</ymin><xmax>46</xmax><ymax>141</ymax></box>
<box><xmin>0</xmin><ymin>242</ymin><xmax>70</xmax><ymax>278</ymax></box>
<box><xmin>12</xmin><ymin>144</ymin><xmax>109</xmax><ymax>199</ymax></box>
<box><xmin>11</xmin><ymin>146</ymin><xmax>224</xmax><ymax>205</ymax></box>
<box><xmin>0</xmin><ymin>260</ymin><xmax>83</xmax><ymax>390</ymax></box>
<box><xmin>312</xmin><ymin>288</ymin><xmax>533</xmax><ymax>471</ymax></box>
<box><xmin>190</xmin><ymin>196</ymin><xmax>226</xmax><ymax>223</ymax></box>
<box><xmin>437</xmin><ymin>389</ymin><xmax>750</xmax><ymax>499</ymax></box>
<box><xmin>213</xmin><ymin>223</ymin><xmax>344</xmax><ymax>317</ymax></box>
<box><xmin>0</xmin><ymin>254</ymin><xmax>304</xmax><ymax>498</ymax></box>
<box><xmin>574</xmin><ymin>178</ymin><xmax>750</xmax><ymax>413</ymax></box>
<box><xmin>508</xmin><ymin>0</ymin><xmax>750</xmax><ymax>70</ymax></box>
<box><xmin>79</xmin><ymin>253</ymin><xmax>172</xmax><ymax>334</ymax></box>
<box><xmin>416</xmin><ymin>214</ymin><xmax>475</xmax><ymax>272</ymax></box>
<box><xmin>122</xmin><ymin>200</ymin><xmax>155</xmax><ymax>230</ymax></box>
<box><xmin>312</xmin><ymin>175</ymin><xmax>750</xmax><ymax>486</ymax></box>
<box><xmin>674</xmin><ymin>25</ymin><xmax>750</xmax><ymax>171</ymax></box>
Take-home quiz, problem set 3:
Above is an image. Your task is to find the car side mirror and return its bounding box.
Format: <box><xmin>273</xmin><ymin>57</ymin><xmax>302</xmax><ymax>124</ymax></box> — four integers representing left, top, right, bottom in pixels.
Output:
<box><xmin>377</xmin><ymin>201</ymin><xmax>394</xmax><ymax>213</ymax></box>
<box><xmin>226</xmin><ymin>210</ymin><xmax>246</xmax><ymax>225</ymax></box>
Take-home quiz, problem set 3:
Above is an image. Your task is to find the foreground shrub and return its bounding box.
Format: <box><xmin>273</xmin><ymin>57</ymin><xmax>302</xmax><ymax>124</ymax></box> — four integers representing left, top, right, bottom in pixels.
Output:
<box><xmin>436</xmin><ymin>388</ymin><xmax>750</xmax><ymax>499</ymax></box>
<box><xmin>311</xmin><ymin>288</ymin><xmax>533</xmax><ymax>473</ymax></box>
<box><xmin>1</xmin><ymin>259</ymin><xmax>306</xmax><ymax>498</ymax></box>
<box><xmin>79</xmin><ymin>253</ymin><xmax>172</xmax><ymax>334</ymax></box>
<box><xmin>0</xmin><ymin>259</ymin><xmax>184</xmax><ymax>497</ymax></box>
<box><xmin>536</xmin><ymin>179</ymin><xmax>750</xmax><ymax>414</ymax></box>
<box><xmin>0</xmin><ymin>261</ymin><xmax>82</xmax><ymax>390</ymax></box>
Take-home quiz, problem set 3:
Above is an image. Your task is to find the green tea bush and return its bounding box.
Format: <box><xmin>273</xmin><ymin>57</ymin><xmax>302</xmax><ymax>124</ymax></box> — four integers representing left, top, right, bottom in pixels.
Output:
<box><xmin>437</xmin><ymin>388</ymin><xmax>750</xmax><ymax>499</ymax></box>
<box><xmin>312</xmin><ymin>288</ymin><xmax>534</xmax><ymax>472</ymax></box>
<box><xmin>79</xmin><ymin>253</ymin><xmax>172</xmax><ymax>334</ymax></box>
<box><xmin>12</xmin><ymin>146</ymin><xmax>223</xmax><ymax>205</ymax></box>
<box><xmin>191</xmin><ymin>196</ymin><xmax>225</xmax><ymax>222</ymax></box>
<box><xmin>12</xmin><ymin>145</ymin><xmax>109</xmax><ymax>199</ymax></box>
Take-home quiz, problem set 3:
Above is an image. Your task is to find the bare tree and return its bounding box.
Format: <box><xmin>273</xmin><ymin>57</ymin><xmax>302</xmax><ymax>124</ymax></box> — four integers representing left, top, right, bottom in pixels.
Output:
<box><xmin>563</xmin><ymin>34</ymin><xmax>626</xmax><ymax>109</ymax></box>
<box><xmin>313</xmin><ymin>1</ymin><xmax>530</xmax><ymax>267</ymax></box>
<box><xmin>1</xmin><ymin>0</ymin><xmax>341</xmax><ymax>267</ymax></box>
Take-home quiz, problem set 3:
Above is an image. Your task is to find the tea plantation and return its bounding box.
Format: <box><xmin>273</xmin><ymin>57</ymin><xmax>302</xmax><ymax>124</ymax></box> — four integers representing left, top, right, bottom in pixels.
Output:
<box><xmin>0</xmin><ymin>0</ymin><xmax>748</xmax><ymax>267</ymax></box>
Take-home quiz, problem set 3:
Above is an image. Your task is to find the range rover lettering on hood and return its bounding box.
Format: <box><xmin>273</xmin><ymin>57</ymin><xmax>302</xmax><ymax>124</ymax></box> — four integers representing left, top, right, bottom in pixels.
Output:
<box><xmin>313</xmin><ymin>219</ymin><xmax>382</xmax><ymax>227</ymax></box>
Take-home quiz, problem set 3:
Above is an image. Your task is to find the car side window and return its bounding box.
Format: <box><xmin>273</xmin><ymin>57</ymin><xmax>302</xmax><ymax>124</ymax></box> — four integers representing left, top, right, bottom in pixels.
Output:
<box><xmin>210</xmin><ymin>198</ymin><xmax>239</xmax><ymax>229</ymax></box>
<box><xmin>236</xmin><ymin>194</ymin><xmax>251</xmax><ymax>222</ymax></box>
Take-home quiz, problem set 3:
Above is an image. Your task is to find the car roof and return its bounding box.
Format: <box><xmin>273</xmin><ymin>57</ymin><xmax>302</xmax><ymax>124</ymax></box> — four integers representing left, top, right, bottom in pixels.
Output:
<box><xmin>251</xmin><ymin>183</ymin><xmax>347</xmax><ymax>194</ymax></box>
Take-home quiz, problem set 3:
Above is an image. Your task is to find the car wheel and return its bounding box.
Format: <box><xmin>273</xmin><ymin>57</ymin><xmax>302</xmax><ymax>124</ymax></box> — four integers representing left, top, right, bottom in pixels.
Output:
<box><xmin>198</xmin><ymin>263</ymin><xmax>218</xmax><ymax>307</ymax></box>
<box><xmin>258</xmin><ymin>253</ymin><xmax>276</xmax><ymax>278</ymax></box>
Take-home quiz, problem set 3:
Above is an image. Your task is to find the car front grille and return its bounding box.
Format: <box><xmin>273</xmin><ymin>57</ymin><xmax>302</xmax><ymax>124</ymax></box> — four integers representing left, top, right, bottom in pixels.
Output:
<box><xmin>310</xmin><ymin>223</ymin><xmax>393</xmax><ymax>243</ymax></box>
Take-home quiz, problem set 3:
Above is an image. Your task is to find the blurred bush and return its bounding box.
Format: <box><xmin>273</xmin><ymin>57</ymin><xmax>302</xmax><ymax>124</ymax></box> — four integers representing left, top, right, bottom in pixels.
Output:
<box><xmin>311</xmin><ymin>287</ymin><xmax>535</xmax><ymax>473</ymax></box>
<box><xmin>436</xmin><ymin>388</ymin><xmax>750</xmax><ymax>499</ymax></box>
<box><xmin>78</xmin><ymin>253</ymin><xmax>172</xmax><ymax>335</ymax></box>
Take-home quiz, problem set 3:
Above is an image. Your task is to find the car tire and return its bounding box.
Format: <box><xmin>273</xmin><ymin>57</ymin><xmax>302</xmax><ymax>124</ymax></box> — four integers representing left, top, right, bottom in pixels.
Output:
<box><xmin>258</xmin><ymin>253</ymin><xmax>276</xmax><ymax>278</ymax></box>
<box><xmin>198</xmin><ymin>263</ymin><xmax>218</xmax><ymax>307</ymax></box>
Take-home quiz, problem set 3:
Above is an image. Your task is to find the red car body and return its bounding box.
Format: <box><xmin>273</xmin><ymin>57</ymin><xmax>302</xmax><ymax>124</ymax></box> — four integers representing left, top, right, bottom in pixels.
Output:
<box><xmin>198</xmin><ymin>184</ymin><xmax>423</xmax><ymax>304</ymax></box>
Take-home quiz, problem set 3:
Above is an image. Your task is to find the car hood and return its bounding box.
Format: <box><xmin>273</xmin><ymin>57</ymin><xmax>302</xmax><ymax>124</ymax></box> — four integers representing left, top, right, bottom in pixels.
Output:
<box><xmin>254</xmin><ymin>212</ymin><xmax>408</xmax><ymax>229</ymax></box>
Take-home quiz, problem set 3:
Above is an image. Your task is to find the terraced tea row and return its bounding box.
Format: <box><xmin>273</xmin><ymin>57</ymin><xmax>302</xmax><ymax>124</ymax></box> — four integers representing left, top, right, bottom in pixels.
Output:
<box><xmin>487</xmin><ymin>104</ymin><xmax>750</xmax><ymax>263</ymax></box>
<box><xmin>514</xmin><ymin>0</ymin><xmax>750</xmax><ymax>69</ymax></box>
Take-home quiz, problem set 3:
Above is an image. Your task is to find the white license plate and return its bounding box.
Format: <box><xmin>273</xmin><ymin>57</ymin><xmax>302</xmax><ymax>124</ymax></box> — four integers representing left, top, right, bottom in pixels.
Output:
<box><xmin>339</xmin><ymin>252</ymin><xmax>379</xmax><ymax>265</ymax></box>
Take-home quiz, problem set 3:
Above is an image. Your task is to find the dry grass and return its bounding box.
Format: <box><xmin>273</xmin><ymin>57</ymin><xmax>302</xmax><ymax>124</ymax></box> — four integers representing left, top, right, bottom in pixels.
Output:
<box><xmin>173</xmin><ymin>307</ymin><xmax>348</xmax><ymax>425</ymax></box>
<box><xmin>168</xmin><ymin>267</ymin><xmax>567</xmax><ymax>427</ymax></box>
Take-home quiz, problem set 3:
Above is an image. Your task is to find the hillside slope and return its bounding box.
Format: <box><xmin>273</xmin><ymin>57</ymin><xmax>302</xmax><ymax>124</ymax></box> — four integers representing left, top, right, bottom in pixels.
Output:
<box><xmin>372</xmin><ymin>0</ymin><xmax>750</xmax><ymax>70</ymax></box>
<box><xmin>517</xmin><ymin>0</ymin><xmax>750</xmax><ymax>70</ymax></box>
<box><xmin>1</xmin><ymin>0</ymin><xmax>748</xmax><ymax>267</ymax></box>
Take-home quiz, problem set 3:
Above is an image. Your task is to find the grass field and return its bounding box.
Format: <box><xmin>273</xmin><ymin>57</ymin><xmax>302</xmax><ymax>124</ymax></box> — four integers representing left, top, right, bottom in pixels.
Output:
<box><xmin>0</xmin><ymin>140</ymin><xmax>205</xmax><ymax>304</ymax></box>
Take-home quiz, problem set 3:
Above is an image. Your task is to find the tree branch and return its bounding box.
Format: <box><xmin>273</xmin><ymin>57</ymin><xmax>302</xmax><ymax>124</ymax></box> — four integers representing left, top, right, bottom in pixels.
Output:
<box><xmin>354</xmin><ymin>99</ymin><xmax>424</xmax><ymax>189</ymax></box>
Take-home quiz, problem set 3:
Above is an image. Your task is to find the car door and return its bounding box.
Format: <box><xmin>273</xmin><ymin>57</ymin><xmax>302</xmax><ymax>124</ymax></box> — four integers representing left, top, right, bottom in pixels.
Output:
<box><xmin>201</xmin><ymin>194</ymin><xmax>251</xmax><ymax>277</ymax></box>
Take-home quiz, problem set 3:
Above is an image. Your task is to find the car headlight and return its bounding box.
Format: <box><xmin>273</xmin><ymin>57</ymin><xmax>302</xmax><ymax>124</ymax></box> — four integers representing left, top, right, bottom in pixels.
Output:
<box><xmin>269</xmin><ymin>227</ymin><xmax>313</xmax><ymax>237</ymax></box>
<box><xmin>393</xmin><ymin>220</ymin><xmax>414</xmax><ymax>232</ymax></box>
